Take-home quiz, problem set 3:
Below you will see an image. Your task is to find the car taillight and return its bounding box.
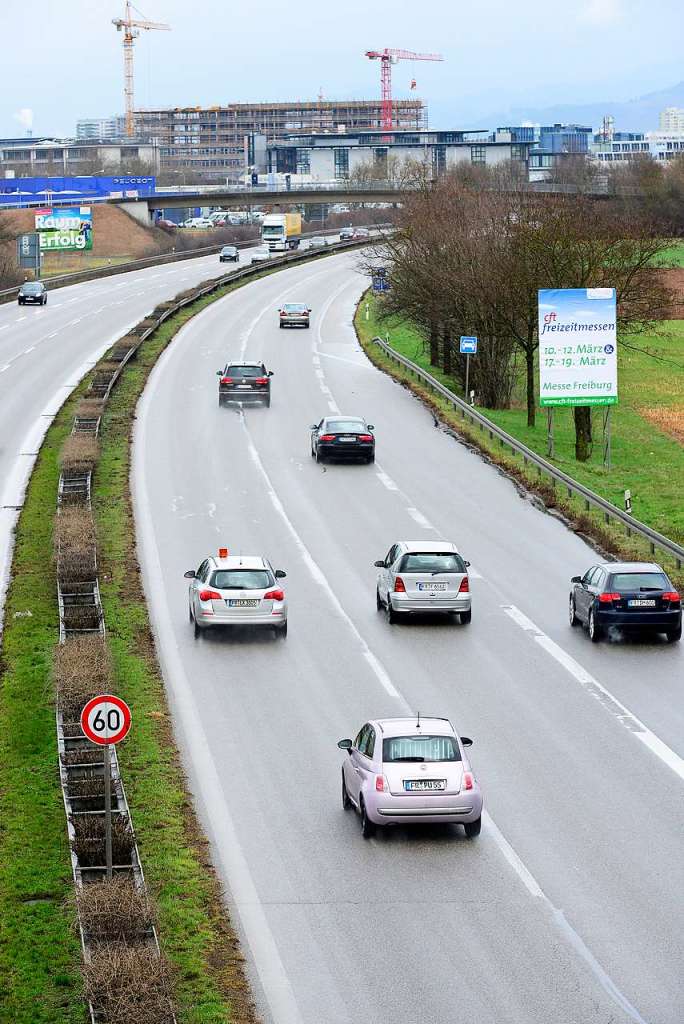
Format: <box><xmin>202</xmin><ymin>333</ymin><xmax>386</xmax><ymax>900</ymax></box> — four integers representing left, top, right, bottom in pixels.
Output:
<box><xmin>198</xmin><ymin>589</ymin><xmax>221</xmax><ymax>602</ymax></box>
<box><xmin>255</xmin><ymin>377</ymin><xmax>268</xmax><ymax>385</ymax></box>
<box><xmin>598</xmin><ymin>592</ymin><xmax>621</xmax><ymax>603</ymax></box>
<box><xmin>458</xmin><ymin>577</ymin><xmax>470</xmax><ymax>593</ymax></box>
<box><xmin>279</xmin><ymin>311</ymin><xmax>286</xmax><ymax>316</ymax></box>
<box><xmin>375</xmin><ymin>775</ymin><xmax>388</xmax><ymax>792</ymax></box>
<box><xmin>263</xmin><ymin>589</ymin><xmax>284</xmax><ymax>601</ymax></box>
<box><xmin>358</xmin><ymin>434</ymin><xmax>373</xmax><ymax>442</ymax></box>
<box><xmin>220</xmin><ymin>377</ymin><xmax>233</xmax><ymax>385</ymax></box>
<box><xmin>662</xmin><ymin>591</ymin><xmax>680</xmax><ymax>604</ymax></box>
<box><xmin>394</xmin><ymin>577</ymin><xmax>406</xmax><ymax>593</ymax></box>
<box><xmin>319</xmin><ymin>434</ymin><xmax>335</xmax><ymax>442</ymax></box>
<box><xmin>462</xmin><ymin>772</ymin><xmax>474</xmax><ymax>791</ymax></box>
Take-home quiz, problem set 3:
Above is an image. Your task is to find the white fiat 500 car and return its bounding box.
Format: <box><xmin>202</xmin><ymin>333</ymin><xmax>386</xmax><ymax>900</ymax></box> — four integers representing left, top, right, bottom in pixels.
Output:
<box><xmin>375</xmin><ymin>540</ymin><xmax>471</xmax><ymax>624</ymax></box>
<box><xmin>338</xmin><ymin>716</ymin><xmax>483</xmax><ymax>838</ymax></box>
<box><xmin>185</xmin><ymin>549</ymin><xmax>287</xmax><ymax>637</ymax></box>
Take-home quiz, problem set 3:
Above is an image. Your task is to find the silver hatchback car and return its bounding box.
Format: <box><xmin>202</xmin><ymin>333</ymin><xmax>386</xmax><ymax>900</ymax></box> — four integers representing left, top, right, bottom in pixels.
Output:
<box><xmin>375</xmin><ymin>540</ymin><xmax>471</xmax><ymax>624</ymax></box>
<box><xmin>185</xmin><ymin>549</ymin><xmax>288</xmax><ymax>637</ymax></box>
<box><xmin>338</xmin><ymin>716</ymin><xmax>483</xmax><ymax>838</ymax></box>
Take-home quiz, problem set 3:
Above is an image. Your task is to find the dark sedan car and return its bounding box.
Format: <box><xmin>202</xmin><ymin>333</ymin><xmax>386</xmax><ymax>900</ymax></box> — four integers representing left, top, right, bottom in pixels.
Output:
<box><xmin>219</xmin><ymin>245</ymin><xmax>240</xmax><ymax>262</ymax></box>
<box><xmin>18</xmin><ymin>281</ymin><xmax>47</xmax><ymax>305</ymax></box>
<box><xmin>569</xmin><ymin>561</ymin><xmax>681</xmax><ymax>643</ymax></box>
<box><xmin>217</xmin><ymin>362</ymin><xmax>273</xmax><ymax>406</ymax></box>
<box><xmin>310</xmin><ymin>416</ymin><xmax>375</xmax><ymax>463</ymax></box>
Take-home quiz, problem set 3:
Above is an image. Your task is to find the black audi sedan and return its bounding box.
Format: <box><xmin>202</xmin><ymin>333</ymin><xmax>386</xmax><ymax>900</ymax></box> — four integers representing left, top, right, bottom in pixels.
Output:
<box><xmin>569</xmin><ymin>561</ymin><xmax>681</xmax><ymax>643</ymax></box>
<box><xmin>18</xmin><ymin>281</ymin><xmax>47</xmax><ymax>305</ymax></box>
<box><xmin>310</xmin><ymin>416</ymin><xmax>375</xmax><ymax>463</ymax></box>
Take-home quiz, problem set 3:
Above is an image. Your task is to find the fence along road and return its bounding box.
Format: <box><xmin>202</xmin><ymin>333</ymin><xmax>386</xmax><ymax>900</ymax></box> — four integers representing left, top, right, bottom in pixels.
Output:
<box><xmin>133</xmin><ymin>250</ymin><xmax>683</xmax><ymax>1024</ymax></box>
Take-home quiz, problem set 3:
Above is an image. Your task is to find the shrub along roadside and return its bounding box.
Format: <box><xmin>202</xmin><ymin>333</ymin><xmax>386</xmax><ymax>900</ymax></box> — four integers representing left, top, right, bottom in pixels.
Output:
<box><xmin>0</xmin><ymin>262</ymin><xmax>317</xmax><ymax>1022</ymax></box>
<box><xmin>354</xmin><ymin>295</ymin><xmax>684</xmax><ymax>591</ymax></box>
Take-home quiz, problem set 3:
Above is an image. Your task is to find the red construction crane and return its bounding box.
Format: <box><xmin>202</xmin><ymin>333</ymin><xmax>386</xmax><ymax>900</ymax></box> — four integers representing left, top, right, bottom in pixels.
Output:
<box><xmin>365</xmin><ymin>48</ymin><xmax>444</xmax><ymax>130</ymax></box>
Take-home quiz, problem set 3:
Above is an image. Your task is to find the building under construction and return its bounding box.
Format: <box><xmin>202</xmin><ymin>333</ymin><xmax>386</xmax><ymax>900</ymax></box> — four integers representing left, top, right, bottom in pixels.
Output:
<box><xmin>134</xmin><ymin>99</ymin><xmax>426</xmax><ymax>177</ymax></box>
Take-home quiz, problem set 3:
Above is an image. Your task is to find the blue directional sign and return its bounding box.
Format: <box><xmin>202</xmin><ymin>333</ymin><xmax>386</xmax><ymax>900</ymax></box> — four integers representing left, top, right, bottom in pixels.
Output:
<box><xmin>372</xmin><ymin>267</ymin><xmax>390</xmax><ymax>293</ymax></box>
<box><xmin>460</xmin><ymin>336</ymin><xmax>478</xmax><ymax>354</ymax></box>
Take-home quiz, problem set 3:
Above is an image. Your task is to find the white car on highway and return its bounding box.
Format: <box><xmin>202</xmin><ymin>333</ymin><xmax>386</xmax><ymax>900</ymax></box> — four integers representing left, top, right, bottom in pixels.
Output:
<box><xmin>185</xmin><ymin>549</ymin><xmax>288</xmax><ymax>638</ymax></box>
<box><xmin>251</xmin><ymin>246</ymin><xmax>271</xmax><ymax>263</ymax></box>
<box><xmin>375</xmin><ymin>541</ymin><xmax>471</xmax><ymax>624</ymax></box>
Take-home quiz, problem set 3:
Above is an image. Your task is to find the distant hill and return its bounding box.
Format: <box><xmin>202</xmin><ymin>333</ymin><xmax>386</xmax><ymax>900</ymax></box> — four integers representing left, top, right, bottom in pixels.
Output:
<box><xmin>431</xmin><ymin>81</ymin><xmax>684</xmax><ymax>134</ymax></box>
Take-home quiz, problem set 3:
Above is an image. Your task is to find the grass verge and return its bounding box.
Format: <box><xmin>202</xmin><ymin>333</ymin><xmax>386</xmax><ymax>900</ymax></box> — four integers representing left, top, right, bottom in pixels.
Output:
<box><xmin>355</xmin><ymin>294</ymin><xmax>684</xmax><ymax>590</ymax></box>
<box><xmin>0</xmin><ymin>256</ymin><xmax>340</xmax><ymax>1021</ymax></box>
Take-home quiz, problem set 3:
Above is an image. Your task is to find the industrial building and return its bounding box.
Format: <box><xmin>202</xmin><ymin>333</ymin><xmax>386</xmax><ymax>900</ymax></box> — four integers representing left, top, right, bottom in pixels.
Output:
<box><xmin>267</xmin><ymin>128</ymin><xmax>531</xmax><ymax>181</ymax></box>
<box><xmin>133</xmin><ymin>99</ymin><xmax>426</xmax><ymax>177</ymax></box>
<box><xmin>0</xmin><ymin>137</ymin><xmax>159</xmax><ymax>175</ymax></box>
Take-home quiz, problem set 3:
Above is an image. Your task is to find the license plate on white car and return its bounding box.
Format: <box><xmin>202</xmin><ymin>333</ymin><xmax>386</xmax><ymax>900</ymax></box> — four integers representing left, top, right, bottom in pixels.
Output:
<box><xmin>628</xmin><ymin>599</ymin><xmax>656</xmax><ymax>607</ymax></box>
<box><xmin>417</xmin><ymin>582</ymin><xmax>447</xmax><ymax>591</ymax></box>
<box><xmin>404</xmin><ymin>779</ymin><xmax>446</xmax><ymax>791</ymax></box>
<box><xmin>228</xmin><ymin>599</ymin><xmax>259</xmax><ymax>607</ymax></box>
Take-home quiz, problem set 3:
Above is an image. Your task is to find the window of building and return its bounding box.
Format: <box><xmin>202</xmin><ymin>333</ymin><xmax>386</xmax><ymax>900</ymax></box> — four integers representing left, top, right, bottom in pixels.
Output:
<box><xmin>334</xmin><ymin>147</ymin><xmax>349</xmax><ymax>178</ymax></box>
<box><xmin>432</xmin><ymin>144</ymin><xmax>446</xmax><ymax>175</ymax></box>
<box><xmin>296</xmin><ymin>148</ymin><xmax>311</xmax><ymax>174</ymax></box>
<box><xmin>471</xmin><ymin>145</ymin><xmax>486</xmax><ymax>165</ymax></box>
<box><xmin>373</xmin><ymin>147</ymin><xmax>388</xmax><ymax>176</ymax></box>
<box><xmin>511</xmin><ymin>144</ymin><xmax>527</xmax><ymax>161</ymax></box>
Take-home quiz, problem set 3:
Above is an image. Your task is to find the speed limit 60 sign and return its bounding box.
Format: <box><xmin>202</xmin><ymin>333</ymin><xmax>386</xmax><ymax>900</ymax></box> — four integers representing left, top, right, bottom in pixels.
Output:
<box><xmin>80</xmin><ymin>694</ymin><xmax>132</xmax><ymax>745</ymax></box>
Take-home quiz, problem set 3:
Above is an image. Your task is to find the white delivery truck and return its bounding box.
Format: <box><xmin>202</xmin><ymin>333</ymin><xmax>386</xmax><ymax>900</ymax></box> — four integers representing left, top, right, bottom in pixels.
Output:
<box><xmin>262</xmin><ymin>213</ymin><xmax>302</xmax><ymax>251</ymax></box>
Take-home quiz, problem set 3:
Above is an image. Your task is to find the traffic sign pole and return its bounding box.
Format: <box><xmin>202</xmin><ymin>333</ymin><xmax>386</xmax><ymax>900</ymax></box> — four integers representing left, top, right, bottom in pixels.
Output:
<box><xmin>104</xmin><ymin>743</ymin><xmax>113</xmax><ymax>879</ymax></box>
<box><xmin>465</xmin><ymin>354</ymin><xmax>471</xmax><ymax>405</ymax></box>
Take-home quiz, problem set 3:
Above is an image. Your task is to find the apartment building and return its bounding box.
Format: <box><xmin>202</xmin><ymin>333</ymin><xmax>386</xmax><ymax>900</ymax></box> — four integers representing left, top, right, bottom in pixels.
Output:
<box><xmin>134</xmin><ymin>99</ymin><xmax>426</xmax><ymax>177</ymax></box>
<box><xmin>659</xmin><ymin>107</ymin><xmax>684</xmax><ymax>132</ymax></box>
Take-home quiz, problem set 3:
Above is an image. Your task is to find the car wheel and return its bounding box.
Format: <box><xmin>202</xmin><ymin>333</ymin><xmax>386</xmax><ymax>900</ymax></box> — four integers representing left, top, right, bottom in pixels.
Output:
<box><xmin>342</xmin><ymin>771</ymin><xmax>351</xmax><ymax>810</ymax></box>
<box><xmin>666</xmin><ymin>624</ymin><xmax>681</xmax><ymax>643</ymax></box>
<box><xmin>588</xmin><ymin>607</ymin><xmax>602</xmax><ymax>643</ymax></box>
<box><xmin>43</xmin><ymin>296</ymin><xmax>48</xmax><ymax>305</ymax></box>
<box><xmin>265</xmin><ymin>397</ymin><xmax>271</xmax><ymax>408</ymax></box>
<box><xmin>386</xmin><ymin>597</ymin><xmax>398</xmax><ymax>625</ymax></box>
<box><xmin>315</xmin><ymin>449</ymin><xmax>324</xmax><ymax>464</ymax></box>
<box><xmin>460</xmin><ymin>608</ymin><xmax>472</xmax><ymax>625</ymax></box>
<box><xmin>569</xmin><ymin>594</ymin><xmax>580</xmax><ymax>626</ymax></box>
<box><xmin>360</xmin><ymin>796</ymin><xmax>375</xmax><ymax>838</ymax></box>
<box><xmin>376</xmin><ymin>587</ymin><xmax>383</xmax><ymax>611</ymax></box>
<box><xmin>464</xmin><ymin>816</ymin><xmax>481</xmax><ymax>838</ymax></box>
<box><xmin>279</xmin><ymin>322</ymin><xmax>284</xmax><ymax>328</ymax></box>
<box><xmin>193</xmin><ymin>614</ymin><xmax>201</xmax><ymax>639</ymax></box>
<box><xmin>277</xmin><ymin>620</ymin><xmax>288</xmax><ymax>638</ymax></box>
<box><xmin>366</xmin><ymin>454</ymin><xmax>375</xmax><ymax>463</ymax></box>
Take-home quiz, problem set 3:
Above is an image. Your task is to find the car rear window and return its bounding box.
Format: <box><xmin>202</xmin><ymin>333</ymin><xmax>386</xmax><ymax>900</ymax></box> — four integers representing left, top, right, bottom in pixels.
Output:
<box><xmin>326</xmin><ymin>420</ymin><xmax>365</xmax><ymax>433</ymax></box>
<box><xmin>226</xmin><ymin>365</ymin><xmax>263</xmax><ymax>378</ymax></box>
<box><xmin>283</xmin><ymin>303</ymin><xmax>307</xmax><ymax>311</ymax></box>
<box><xmin>211</xmin><ymin>569</ymin><xmax>273</xmax><ymax>590</ymax></box>
<box><xmin>399</xmin><ymin>552</ymin><xmax>465</xmax><ymax>573</ymax></box>
<box><xmin>609</xmin><ymin>572</ymin><xmax>669</xmax><ymax>591</ymax></box>
<box><xmin>383</xmin><ymin>735</ymin><xmax>460</xmax><ymax>763</ymax></box>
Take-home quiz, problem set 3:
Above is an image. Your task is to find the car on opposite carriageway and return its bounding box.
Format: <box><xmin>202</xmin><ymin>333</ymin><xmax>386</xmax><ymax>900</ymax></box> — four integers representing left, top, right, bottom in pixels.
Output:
<box><xmin>310</xmin><ymin>416</ymin><xmax>375</xmax><ymax>463</ymax></box>
<box><xmin>185</xmin><ymin>548</ymin><xmax>288</xmax><ymax>638</ymax></box>
<box><xmin>338</xmin><ymin>716</ymin><xmax>482</xmax><ymax>838</ymax></box>
<box><xmin>569</xmin><ymin>561</ymin><xmax>681</xmax><ymax>642</ymax></box>
<box><xmin>219</xmin><ymin>245</ymin><xmax>240</xmax><ymax>263</ymax></box>
<box><xmin>217</xmin><ymin>361</ymin><xmax>273</xmax><ymax>406</ymax></box>
<box><xmin>18</xmin><ymin>281</ymin><xmax>47</xmax><ymax>305</ymax></box>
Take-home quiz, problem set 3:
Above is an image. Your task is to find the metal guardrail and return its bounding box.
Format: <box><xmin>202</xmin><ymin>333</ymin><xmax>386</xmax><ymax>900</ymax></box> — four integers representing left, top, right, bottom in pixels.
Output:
<box><xmin>372</xmin><ymin>336</ymin><xmax>684</xmax><ymax>569</ymax></box>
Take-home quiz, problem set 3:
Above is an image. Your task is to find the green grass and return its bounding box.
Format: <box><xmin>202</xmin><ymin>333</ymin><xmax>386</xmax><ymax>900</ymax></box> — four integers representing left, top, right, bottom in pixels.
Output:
<box><xmin>356</xmin><ymin>294</ymin><xmax>684</xmax><ymax>586</ymax></box>
<box><xmin>650</xmin><ymin>241</ymin><xmax>684</xmax><ymax>267</ymax></box>
<box><xmin>41</xmin><ymin>255</ymin><xmax>132</xmax><ymax>278</ymax></box>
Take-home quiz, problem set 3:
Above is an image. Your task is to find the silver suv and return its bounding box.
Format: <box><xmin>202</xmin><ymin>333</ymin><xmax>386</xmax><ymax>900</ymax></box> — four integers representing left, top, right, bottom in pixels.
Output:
<box><xmin>375</xmin><ymin>541</ymin><xmax>471</xmax><ymax>624</ymax></box>
<box><xmin>185</xmin><ymin>550</ymin><xmax>288</xmax><ymax>637</ymax></box>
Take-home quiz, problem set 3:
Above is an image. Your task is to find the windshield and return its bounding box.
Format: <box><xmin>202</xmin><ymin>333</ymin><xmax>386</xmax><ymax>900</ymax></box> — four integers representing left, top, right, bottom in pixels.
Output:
<box><xmin>383</xmin><ymin>735</ymin><xmax>461</xmax><ymax>763</ymax></box>
<box><xmin>325</xmin><ymin>420</ymin><xmax>365</xmax><ymax>433</ymax></box>
<box><xmin>262</xmin><ymin>226</ymin><xmax>283</xmax><ymax>236</ymax></box>
<box><xmin>211</xmin><ymin>569</ymin><xmax>273</xmax><ymax>590</ymax></box>
<box><xmin>222</xmin><ymin>247</ymin><xmax>236</xmax><ymax>253</ymax></box>
<box><xmin>609</xmin><ymin>572</ymin><xmax>669</xmax><ymax>591</ymax></box>
<box><xmin>226</xmin><ymin>365</ymin><xmax>264</xmax><ymax>378</ymax></box>
<box><xmin>399</xmin><ymin>552</ymin><xmax>465</xmax><ymax>574</ymax></box>
<box><xmin>22</xmin><ymin>283</ymin><xmax>42</xmax><ymax>293</ymax></box>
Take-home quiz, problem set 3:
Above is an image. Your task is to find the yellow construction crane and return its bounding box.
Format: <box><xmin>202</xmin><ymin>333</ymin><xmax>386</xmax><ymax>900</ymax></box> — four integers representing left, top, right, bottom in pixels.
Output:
<box><xmin>112</xmin><ymin>1</ymin><xmax>170</xmax><ymax>137</ymax></box>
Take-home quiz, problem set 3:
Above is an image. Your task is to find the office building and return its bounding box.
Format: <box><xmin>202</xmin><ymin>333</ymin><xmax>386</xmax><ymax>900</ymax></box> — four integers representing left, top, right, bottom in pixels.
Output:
<box><xmin>659</xmin><ymin>107</ymin><xmax>684</xmax><ymax>132</ymax></box>
<box><xmin>0</xmin><ymin>137</ymin><xmax>159</xmax><ymax>175</ymax></box>
<box><xmin>76</xmin><ymin>116</ymin><xmax>126</xmax><ymax>141</ymax></box>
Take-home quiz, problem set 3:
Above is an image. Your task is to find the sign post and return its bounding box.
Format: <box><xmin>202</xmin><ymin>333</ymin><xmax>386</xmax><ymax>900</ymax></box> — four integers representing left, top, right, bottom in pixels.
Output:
<box><xmin>460</xmin><ymin>336</ymin><xmax>478</xmax><ymax>403</ymax></box>
<box><xmin>16</xmin><ymin>233</ymin><xmax>41</xmax><ymax>276</ymax></box>
<box><xmin>371</xmin><ymin>267</ymin><xmax>390</xmax><ymax>293</ymax></box>
<box><xmin>80</xmin><ymin>695</ymin><xmax>132</xmax><ymax>879</ymax></box>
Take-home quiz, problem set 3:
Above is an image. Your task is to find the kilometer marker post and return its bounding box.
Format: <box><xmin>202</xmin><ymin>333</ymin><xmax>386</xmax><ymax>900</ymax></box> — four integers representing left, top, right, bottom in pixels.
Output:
<box><xmin>80</xmin><ymin>695</ymin><xmax>132</xmax><ymax>880</ymax></box>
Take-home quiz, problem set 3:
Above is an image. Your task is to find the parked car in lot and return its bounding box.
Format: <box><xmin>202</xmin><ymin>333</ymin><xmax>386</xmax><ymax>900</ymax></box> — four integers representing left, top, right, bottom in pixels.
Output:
<box><xmin>251</xmin><ymin>246</ymin><xmax>271</xmax><ymax>263</ymax></box>
<box><xmin>185</xmin><ymin>549</ymin><xmax>287</xmax><ymax>638</ymax></box>
<box><xmin>339</xmin><ymin>716</ymin><xmax>483</xmax><ymax>838</ymax></box>
<box><xmin>182</xmin><ymin>217</ymin><xmax>214</xmax><ymax>229</ymax></box>
<box><xmin>217</xmin><ymin>361</ymin><xmax>273</xmax><ymax>406</ymax></box>
<box><xmin>279</xmin><ymin>302</ymin><xmax>311</xmax><ymax>328</ymax></box>
<box><xmin>219</xmin><ymin>245</ymin><xmax>240</xmax><ymax>263</ymax></box>
<box><xmin>310</xmin><ymin>416</ymin><xmax>375</xmax><ymax>463</ymax></box>
<box><xmin>17</xmin><ymin>281</ymin><xmax>47</xmax><ymax>306</ymax></box>
<box><xmin>569</xmin><ymin>561</ymin><xmax>681</xmax><ymax>642</ymax></box>
<box><xmin>375</xmin><ymin>541</ymin><xmax>471</xmax><ymax>625</ymax></box>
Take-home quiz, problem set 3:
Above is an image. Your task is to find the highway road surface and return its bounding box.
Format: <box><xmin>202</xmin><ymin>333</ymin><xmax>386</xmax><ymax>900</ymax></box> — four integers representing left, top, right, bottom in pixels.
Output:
<box><xmin>132</xmin><ymin>251</ymin><xmax>684</xmax><ymax>1024</ymax></box>
<box><xmin>0</xmin><ymin>243</ymin><xmax>262</xmax><ymax>627</ymax></box>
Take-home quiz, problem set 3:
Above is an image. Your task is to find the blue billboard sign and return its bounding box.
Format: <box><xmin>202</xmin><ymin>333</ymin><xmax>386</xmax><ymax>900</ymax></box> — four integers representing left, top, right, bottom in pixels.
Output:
<box><xmin>0</xmin><ymin>175</ymin><xmax>156</xmax><ymax>207</ymax></box>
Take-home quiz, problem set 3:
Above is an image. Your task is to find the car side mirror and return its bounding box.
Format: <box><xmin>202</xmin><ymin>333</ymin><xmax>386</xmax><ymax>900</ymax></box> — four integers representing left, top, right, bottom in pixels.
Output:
<box><xmin>216</xmin><ymin>370</ymin><xmax>223</xmax><ymax>377</ymax></box>
<box><xmin>461</xmin><ymin>736</ymin><xmax>473</xmax><ymax>747</ymax></box>
<box><xmin>309</xmin><ymin>424</ymin><xmax>318</xmax><ymax>430</ymax></box>
<box><xmin>374</xmin><ymin>560</ymin><xmax>385</xmax><ymax>568</ymax></box>
<box><xmin>275</xmin><ymin>569</ymin><xmax>286</xmax><ymax>579</ymax></box>
<box><xmin>184</xmin><ymin>570</ymin><xmax>196</xmax><ymax>579</ymax></box>
<box><xmin>268</xmin><ymin>371</ymin><xmax>274</xmax><ymax>376</ymax></box>
<box><xmin>367</xmin><ymin>424</ymin><xmax>375</xmax><ymax>430</ymax></box>
<box><xmin>308</xmin><ymin>308</ymin><xmax>312</xmax><ymax>313</ymax></box>
<box><xmin>337</xmin><ymin>738</ymin><xmax>352</xmax><ymax>750</ymax></box>
<box><xmin>464</xmin><ymin>560</ymin><xmax>471</xmax><ymax>567</ymax></box>
<box><xmin>571</xmin><ymin>575</ymin><xmax>582</xmax><ymax>584</ymax></box>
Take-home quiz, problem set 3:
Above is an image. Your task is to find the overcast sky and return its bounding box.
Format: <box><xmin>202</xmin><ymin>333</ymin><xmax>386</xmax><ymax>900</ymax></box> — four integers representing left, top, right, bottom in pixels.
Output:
<box><xmin>2</xmin><ymin>0</ymin><xmax>683</xmax><ymax>137</ymax></box>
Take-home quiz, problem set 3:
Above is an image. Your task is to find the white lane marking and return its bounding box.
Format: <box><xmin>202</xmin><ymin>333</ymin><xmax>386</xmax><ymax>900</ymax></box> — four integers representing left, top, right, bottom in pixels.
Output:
<box><xmin>312</xmin><ymin>354</ymin><xmax>320</xmax><ymax>366</ymax></box>
<box><xmin>46</xmin><ymin>331</ymin><xmax>59</xmax><ymax>339</ymax></box>
<box><xmin>15</xmin><ymin>316</ymin><xmax>27</xmax><ymax>323</ymax></box>
<box><xmin>320</xmin><ymin>385</ymin><xmax>331</xmax><ymax>396</ymax></box>
<box><xmin>241</xmin><ymin>414</ymin><xmax>407</xmax><ymax>706</ymax></box>
<box><xmin>24</xmin><ymin>346</ymin><xmax>35</xmax><ymax>354</ymax></box>
<box><xmin>0</xmin><ymin>324</ymin><xmax>9</xmax><ymax>332</ymax></box>
<box><xmin>327</xmin><ymin>400</ymin><xmax>339</xmax><ymax>413</ymax></box>
<box><xmin>406</xmin><ymin>507</ymin><xmax>435</xmax><ymax>530</ymax></box>
<box><xmin>502</xmin><ymin>605</ymin><xmax>684</xmax><ymax>783</ymax></box>
<box><xmin>0</xmin><ymin>364</ymin><xmax>9</xmax><ymax>373</ymax></box>
<box><xmin>376</xmin><ymin>469</ymin><xmax>398</xmax><ymax>491</ymax></box>
<box><xmin>317</xmin><ymin>349</ymin><xmax>374</xmax><ymax>370</ymax></box>
<box><xmin>314</xmin><ymin>368</ymin><xmax>325</xmax><ymax>379</ymax></box>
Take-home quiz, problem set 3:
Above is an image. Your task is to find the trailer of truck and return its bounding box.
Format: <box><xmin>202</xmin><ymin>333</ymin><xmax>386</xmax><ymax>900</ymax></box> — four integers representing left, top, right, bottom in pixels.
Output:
<box><xmin>262</xmin><ymin>213</ymin><xmax>302</xmax><ymax>251</ymax></box>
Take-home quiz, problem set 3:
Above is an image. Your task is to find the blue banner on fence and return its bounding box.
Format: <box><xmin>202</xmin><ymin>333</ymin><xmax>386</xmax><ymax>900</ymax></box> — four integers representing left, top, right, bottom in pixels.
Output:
<box><xmin>0</xmin><ymin>175</ymin><xmax>156</xmax><ymax>207</ymax></box>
